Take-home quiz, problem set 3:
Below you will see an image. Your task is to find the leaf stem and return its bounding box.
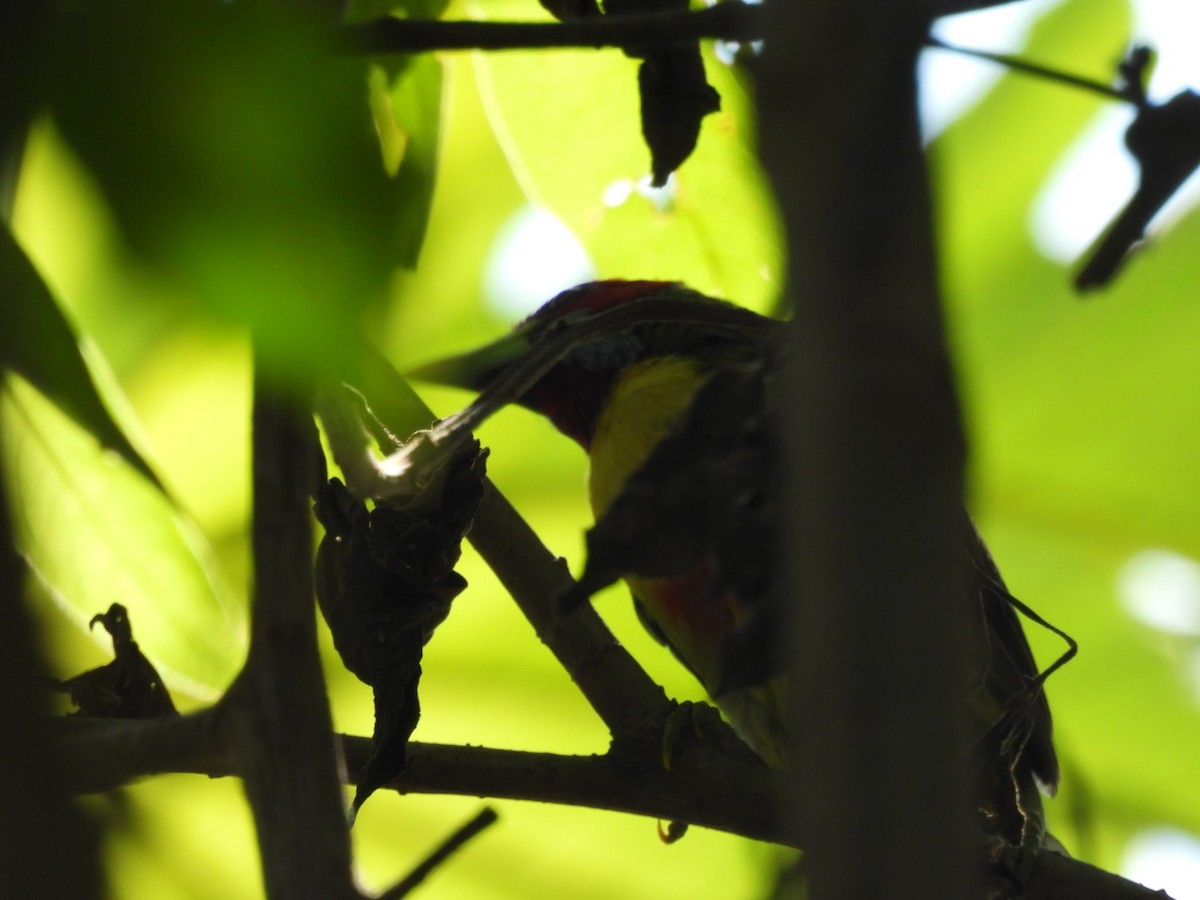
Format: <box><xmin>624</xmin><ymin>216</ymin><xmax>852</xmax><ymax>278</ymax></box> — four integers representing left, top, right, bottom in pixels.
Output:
<box><xmin>926</xmin><ymin>35</ymin><xmax>1133</xmax><ymax>104</ymax></box>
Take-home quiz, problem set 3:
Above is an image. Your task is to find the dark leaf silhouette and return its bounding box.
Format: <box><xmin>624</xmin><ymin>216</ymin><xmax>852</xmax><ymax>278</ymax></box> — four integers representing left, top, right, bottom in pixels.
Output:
<box><xmin>49</xmin><ymin>603</ymin><xmax>178</xmax><ymax>719</ymax></box>
<box><xmin>1075</xmin><ymin>48</ymin><xmax>1200</xmax><ymax>291</ymax></box>
<box><xmin>536</xmin><ymin>0</ymin><xmax>720</xmax><ymax>185</ymax></box>
<box><xmin>635</xmin><ymin>45</ymin><xmax>722</xmax><ymax>187</ymax></box>
<box><xmin>314</xmin><ymin>441</ymin><xmax>486</xmax><ymax>817</ymax></box>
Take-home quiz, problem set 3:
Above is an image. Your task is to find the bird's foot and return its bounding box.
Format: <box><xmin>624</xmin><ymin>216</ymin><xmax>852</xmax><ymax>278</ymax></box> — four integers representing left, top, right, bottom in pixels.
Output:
<box><xmin>661</xmin><ymin>700</ymin><xmax>725</xmax><ymax>770</ymax></box>
<box><xmin>657</xmin><ymin>819</ymin><xmax>689</xmax><ymax>844</ymax></box>
<box><xmin>982</xmin><ymin>834</ymin><xmax>1029</xmax><ymax>900</ymax></box>
<box><xmin>981</xmin><ymin>821</ymin><xmax>1061</xmax><ymax>900</ymax></box>
<box><xmin>661</xmin><ymin>699</ymin><xmax>766</xmax><ymax>770</ymax></box>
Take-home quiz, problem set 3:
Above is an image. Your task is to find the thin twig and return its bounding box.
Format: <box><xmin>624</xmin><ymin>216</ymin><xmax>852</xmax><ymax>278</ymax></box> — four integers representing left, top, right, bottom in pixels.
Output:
<box><xmin>376</xmin><ymin>808</ymin><xmax>499</xmax><ymax>900</ymax></box>
<box><xmin>39</xmin><ymin>717</ymin><xmax>1181</xmax><ymax>896</ymax></box>
<box><xmin>338</xmin><ymin>3</ymin><xmax>762</xmax><ymax>54</ymax></box>
<box><xmin>928</xmin><ymin>0</ymin><xmax>1036</xmax><ymax>13</ymax></box>
<box><xmin>46</xmin><ymin>712</ymin><xmax>789</xmax><ymax>844</ymax></box>
<box><xmin>926</xmin><ymin>35</ymin><xmax>1132</xmax><ymax>103</ymax></box>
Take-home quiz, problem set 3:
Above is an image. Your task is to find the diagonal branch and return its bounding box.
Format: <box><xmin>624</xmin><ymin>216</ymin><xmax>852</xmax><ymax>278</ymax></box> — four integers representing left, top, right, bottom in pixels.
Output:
<box><xmin>376</xmin><ymin>807</ymin><xmax>499</xmax><ymax>900</ymax></box>
<box><xmin>469</xmin><ymin>480</ymin><xmax>678</xmax><ymax>738</ymax></box>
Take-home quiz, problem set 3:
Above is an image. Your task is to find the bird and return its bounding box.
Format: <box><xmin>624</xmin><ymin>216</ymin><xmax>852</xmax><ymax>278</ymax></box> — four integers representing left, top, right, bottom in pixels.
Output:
<box><xmin>417</xmin><ymin>279</ymin><xmax>1060</xmax><ymax>847</ymax></box>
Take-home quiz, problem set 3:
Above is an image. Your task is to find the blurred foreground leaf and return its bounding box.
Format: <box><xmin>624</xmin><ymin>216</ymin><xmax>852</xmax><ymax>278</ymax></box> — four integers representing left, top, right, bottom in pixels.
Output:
<box><xmin>46</xmin><ymin>0</ymin><xmax>396</xmax><ymax>382</ymax></box>
<box><xmin>2</xmin><ymin>376</ymin><xmax>244</xmax><ymax>700</ymax></box>
<box><xmin>350</xmin><ymin>0</ymin><xmax>449</xmax><ymax>270</ymax></box>
<box><xmin>366</xmin><ymin>54</ymin><xmax>446</xmax><ymax>269</ymax></box>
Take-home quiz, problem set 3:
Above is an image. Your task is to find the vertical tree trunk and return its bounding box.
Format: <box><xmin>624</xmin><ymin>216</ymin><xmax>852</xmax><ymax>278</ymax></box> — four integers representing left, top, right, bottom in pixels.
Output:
<box><xmin>758</xmin><ymin>1</ymin><xmax>977</xmax><ymax>896</ymax></box>
<box><xmin>231</xmin><ymin>367</ymin><xmax>359</xmax><ymax>900</ymax></box>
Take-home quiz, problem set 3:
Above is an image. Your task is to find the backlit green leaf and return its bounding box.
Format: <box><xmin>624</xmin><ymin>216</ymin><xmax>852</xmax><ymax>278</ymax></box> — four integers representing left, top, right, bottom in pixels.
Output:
<box><xmin>2</xmin><ymin>376</ymin><xmax>245</xmax><ymax>699</ymax></box>
<box><xmin>472</xmin><ymin>1</ymin><xmax>781</xmax><ymax>310</ymax></box>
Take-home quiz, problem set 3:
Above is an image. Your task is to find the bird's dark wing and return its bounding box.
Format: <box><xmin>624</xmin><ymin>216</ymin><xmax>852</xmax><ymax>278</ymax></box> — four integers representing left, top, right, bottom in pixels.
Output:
<box><xmin>961</xmin><ymin>512</ymin><xmax>1061</xmax><ymax>794</ymax></box>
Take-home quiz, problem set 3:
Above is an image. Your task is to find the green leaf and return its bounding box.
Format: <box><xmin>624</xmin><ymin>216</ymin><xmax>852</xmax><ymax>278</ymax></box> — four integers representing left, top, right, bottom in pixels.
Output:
<box><xmin>45</xmin><ymin>0</ymin><xmax>397</xmax><ymax>383</ymax></box>
<box><xmin>934</xmin><ymin>0</ymin><xmax>1200</xmax><ymax>866</ymax></box>
<box><xmin>936</xmin><ymin>0</ymin><xmax>1134</xmax><ymax>304</ymax></box>
<box><xmin>349</xmin><ymin>0</ymin><xmax>449</xmax><ymax>271</ymax></box>
<box><xmin>2</xmin><ymin>375</ymin><xmax>245</xmax><ymax>700</ymax></box>
<box><xmin>367</xmin><ymin>54</ymin><xmax>446</xmax><ymax>269</ymax></box>
<box><xmin>472</xmin><ymin>1</ymin><xmax>782</xmax><ymax>310</ymax></box>
<box><xmin>0</xmin><ymin>225</ymin><xmax>161</xmax><ymax>489</ymax></box>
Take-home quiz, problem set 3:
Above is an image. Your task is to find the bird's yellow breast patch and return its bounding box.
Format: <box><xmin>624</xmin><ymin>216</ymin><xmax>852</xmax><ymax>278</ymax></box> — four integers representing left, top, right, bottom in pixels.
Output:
<box><xmin>587</xmin><ymin>356</ymin><xmax>709</xmax><ymax>519</ymax></box>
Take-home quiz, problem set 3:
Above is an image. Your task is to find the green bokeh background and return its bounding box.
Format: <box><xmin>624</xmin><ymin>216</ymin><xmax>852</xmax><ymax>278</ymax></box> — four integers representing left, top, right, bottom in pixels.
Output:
<box><xmin>6</xmin><ymin>0</ymin><xmax>1200</xmax><ymax>895</ymax></box>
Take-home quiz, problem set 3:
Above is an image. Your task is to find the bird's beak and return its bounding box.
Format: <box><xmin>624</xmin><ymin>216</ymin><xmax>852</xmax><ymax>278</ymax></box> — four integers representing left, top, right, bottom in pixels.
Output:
<box><xmin>407</xmin><ymin>325</ymin><xmax>537</xmax><ymax>393</ymax></box>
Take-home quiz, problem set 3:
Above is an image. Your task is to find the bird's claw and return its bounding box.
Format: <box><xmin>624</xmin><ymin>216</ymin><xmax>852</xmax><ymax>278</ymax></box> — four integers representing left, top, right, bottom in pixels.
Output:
<box><xmin>981</xmin><ymin>820</ymin><xmax>1057</xmax><ymax>900</ymax></box>
<box><xmin>657</xmin><ymin>819</ymin><xmax>689</xmax><ymax>844</ymax></box>
<box><xmin>661</xmin><ymin>700</ymin><xmax>725</xmax><ymax>770</ymax></box>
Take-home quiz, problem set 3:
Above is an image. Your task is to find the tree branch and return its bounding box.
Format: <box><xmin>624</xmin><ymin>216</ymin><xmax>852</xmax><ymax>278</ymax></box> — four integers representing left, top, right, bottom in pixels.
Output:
<box><xmin>352</xmin><ymin>739</ymin><xmax>785</xmax><ymax>844</ymax></box>
<box><xmin>227</xmin><ymin>370</ymin><xmax>359</xmax><ymax>899</ymax></box>
<box><xmin>46</xmin><ymin>710</ymin><xmax>231</xmax><ymax>793</ymax></box>
<box><xmin>468</xmin><ymin>480</ymin><xmax>682</xmax><ymax>738</ymax></box>
<box><xmin>338</xmin><ymin>4</ymin><xmax>763</xmax><ymax>55</ymax></box>
<box><xmin>337</xmin><ymin>0</ymin><xmax>1040</xmax><ymax>56</ymax></box>
<box><xmin>46</xmin><ymin>713</ymin><xmax>786</xmax><ymax>843</ymax></box>
<box><xmin>41</xmin><ymin>715</ymin><xmax>1173</xmax><ymax>898</ymax></box>
<box><xmin>1024</xmin><ymin>851</ymin><xmax>1174</xmax><ymax>900</ymax></box>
